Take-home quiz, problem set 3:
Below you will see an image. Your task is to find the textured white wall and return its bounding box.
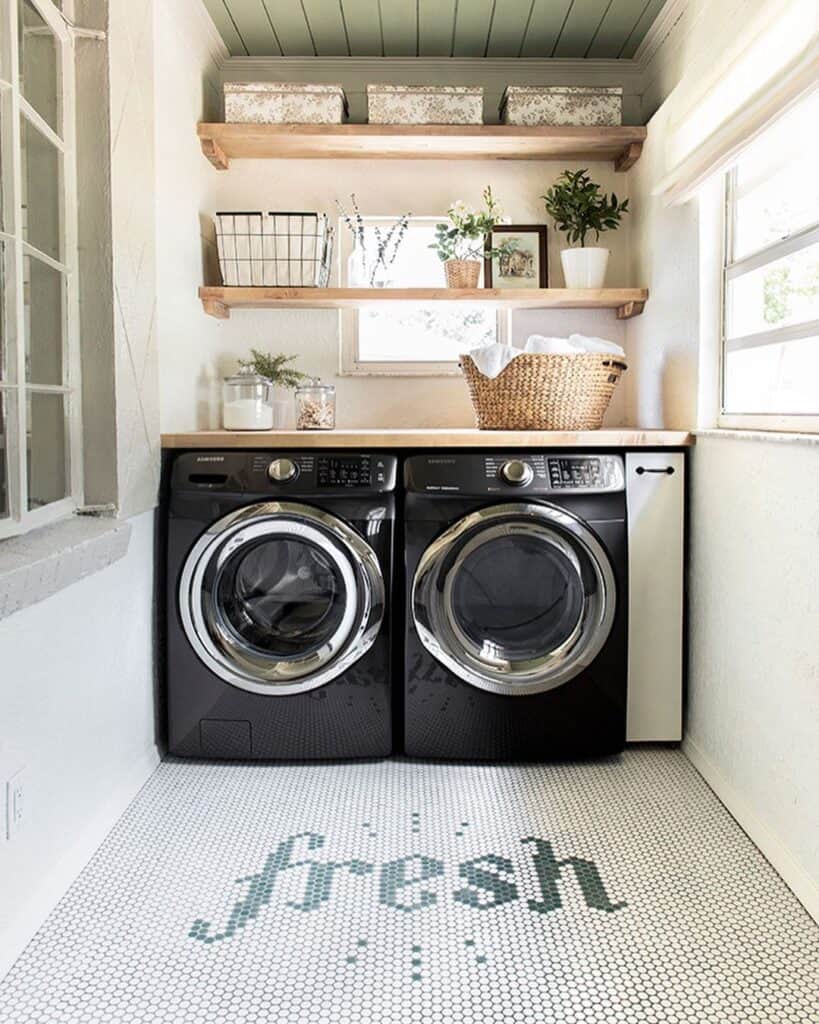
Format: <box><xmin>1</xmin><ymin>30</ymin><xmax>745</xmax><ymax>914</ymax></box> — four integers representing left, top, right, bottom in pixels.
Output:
<box><xmin>687</xmin><ymin>436</ymin><xmax>819</xmax><ymax>914</ymax></box>
<box><xmin>624</xmin><ymin>2</ymin><xmax>819</xmax><ymax>916</ymax></box>
<box><xmin>154</xmin><ymin>0</ymin><xmax>226</xmax><ymax>433</ymax></box>
<box><xmin>0</xmin><ymin>512</ymin><xmax>160</xmax><ymax>978</ymax></box>
<box><xmin>0</xmin><ymin>0</ymin><xmax>165</xmax><ymax>978</ymax></box>
<box><xmin>158</xmin><ymin>157</ymin><xmax>632</xmax><ymax>433</ymax></box>
<box><xmin>624</xmin><ymin>96</ymin><xmax>700</xmax><ymax>430</ymax></box>
<box><xmin>109</xmin><ymin>0</ymin><xmax>160</xmax><ymax>517</ymax></box>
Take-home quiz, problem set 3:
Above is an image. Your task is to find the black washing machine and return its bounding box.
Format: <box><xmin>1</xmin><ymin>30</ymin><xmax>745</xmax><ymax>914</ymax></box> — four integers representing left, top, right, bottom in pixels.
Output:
<box><xmin>165</xmin><ymin>450</ymin><xmax>396</xmax><ymax>759</ymax></box>
<box><xmin>403</xmin><ymin>452</ymin><xmax>627</xmax><ymax>760</ymax></box>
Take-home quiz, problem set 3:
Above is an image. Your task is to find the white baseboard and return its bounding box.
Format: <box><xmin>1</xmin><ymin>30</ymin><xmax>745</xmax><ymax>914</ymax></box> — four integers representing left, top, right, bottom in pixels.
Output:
<box><xmin>0</xmin><ymin>747</ymin><xmax>160</xmax><ymax>981</ymax></box>
<box><xmin>683</xmin><ymin>738</ymin><xmax>819</xmax><ymax>923</ymax></box>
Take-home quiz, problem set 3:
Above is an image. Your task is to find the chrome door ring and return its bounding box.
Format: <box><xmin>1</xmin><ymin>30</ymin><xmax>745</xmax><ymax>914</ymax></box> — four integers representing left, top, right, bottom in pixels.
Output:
<box><xmin>179</xmin><ymin>502</ymin><xmax>385</xmax><ymax>695</ymax></box>
<box><xmin>412</xmin><ymin>502</ymin><xmax>616</xmax><ymax>696</ymax></box>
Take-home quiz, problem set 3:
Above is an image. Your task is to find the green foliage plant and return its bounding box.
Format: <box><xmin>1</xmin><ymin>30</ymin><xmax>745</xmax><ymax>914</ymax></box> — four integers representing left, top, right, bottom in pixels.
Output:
<box><xmin>430</xmin><ymin>186</ymin><xmax>513</xmax><ymax>262</ymax></box>
<box><xmin>238</xmin><ymin>350</ymin><xmax>307</xmax><ymax>389</ymax></box>
<box><xmin>541</xmin><ymin>169</ymin><xmax>629</xmax><ymax>247</ymax></box>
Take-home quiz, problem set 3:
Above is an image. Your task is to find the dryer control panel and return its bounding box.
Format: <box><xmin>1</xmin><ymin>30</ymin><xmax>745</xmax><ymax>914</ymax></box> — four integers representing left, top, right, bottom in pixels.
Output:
<box><xmin>405</xmin><ymin>453</ymin><xmax>624</xmax><ymax>495</ymax></box>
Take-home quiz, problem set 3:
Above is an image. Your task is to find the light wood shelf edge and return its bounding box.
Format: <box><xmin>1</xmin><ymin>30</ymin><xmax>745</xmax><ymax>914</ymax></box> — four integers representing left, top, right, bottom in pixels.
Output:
<box><xmin>161</xmin><ymin>428</ymin><xmax>694</xmax><ymax>450</ymax></box>
<box><xmin>198</xmin><ymin>286</ymin><xmax>649</xmax><ymax>319</ymax></box>
<box><xmin>197</xmin><ymin>123</ymin><xmax>646</xmax><ymax>170</ymax></box>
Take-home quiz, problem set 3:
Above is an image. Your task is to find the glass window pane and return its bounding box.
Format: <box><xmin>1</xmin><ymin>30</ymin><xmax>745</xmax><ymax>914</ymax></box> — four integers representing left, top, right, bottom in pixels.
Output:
<box><xmin>0</xmin><ymin>391</ymin><xmax>8</xmax><ymax>519</ymax></box>
<box><xmin>733</xmin><ymin>92</ymin><xmax>819</xmax><ymax>260</ymax></box>
<box><xmin>726</xmin><ymin>242</ymin><xmax>819</xmax><ymax>339</ymax></box>
<box><xmin>352</xmin><ymin>219</ymin><xmax>498</xmax><ymax>362</ymax></box>
<box><xmin>21</xmin><ymin>115</ymin><xmax>61</xmax><ymax>260</ymax></box>
<box><xmin>27</xmin><ymin>390</ymin><xmax>67</xmax><ymax>509</ymax></box>
<box><xmin>724</xmin><ymin>335</ymin><xmax>819</xmax><ymax>415</ymax></box>
<box><xmin>24</xmin><ymin>255</ymin><xmax>64</xmax><ymax>385</ymax></box>
<box><xmin>18</xmin><ymin>0</ymin><xmax>60</xmax><ymax>132</ymax></box>
<box><xmin>358</xmin><ymin>306</ymin><xmax>496</xmax><ymax>362</ymax></box>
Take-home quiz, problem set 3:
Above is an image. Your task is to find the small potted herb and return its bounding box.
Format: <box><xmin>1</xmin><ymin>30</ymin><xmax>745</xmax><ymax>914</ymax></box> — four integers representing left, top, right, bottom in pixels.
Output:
<box><xmin>430</xmin><ymin>186</ymin><xmax>511</xmax><ymax>289</ymax></box>
<box><xmin>541</xmin><ymin>169</ymin><xmax>629</xmax><ymax>289</ymax></box>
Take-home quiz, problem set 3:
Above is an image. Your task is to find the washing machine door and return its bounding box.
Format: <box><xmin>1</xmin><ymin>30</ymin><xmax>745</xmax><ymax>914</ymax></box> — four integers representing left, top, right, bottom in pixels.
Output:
<box><xmin>412</xmin><ymin>502</ymin><xmax>616</xmax><ymax>696</ymax></box>
<box><xmin>179</xmin><ymin>502</ymin><xmax>385</xmax><ymax>695</ymax></box>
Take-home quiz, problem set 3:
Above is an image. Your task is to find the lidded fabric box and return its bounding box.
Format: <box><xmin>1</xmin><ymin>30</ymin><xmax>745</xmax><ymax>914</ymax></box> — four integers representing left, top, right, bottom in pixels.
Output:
<box><xmin>367</xmin><ymin>84</ymin><xmax>483</xmax><ymax>125</ymax></box>
<box><xmin>223</xmin><ymin>82</ymin><xmax>348</xmax><ymax>124</ymax></box>
<box><xmin>499</xmin><ymin>86</ymin><xmax>623</xmax><ymax>127</ymax></box>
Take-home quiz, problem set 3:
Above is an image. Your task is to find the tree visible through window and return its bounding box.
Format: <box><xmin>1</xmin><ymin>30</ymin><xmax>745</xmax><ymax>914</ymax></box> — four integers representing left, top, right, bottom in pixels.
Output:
<box><xmin>722</xmin><ymin>89</ymin><xmax>819</xmax><ymax>425</ymax></box>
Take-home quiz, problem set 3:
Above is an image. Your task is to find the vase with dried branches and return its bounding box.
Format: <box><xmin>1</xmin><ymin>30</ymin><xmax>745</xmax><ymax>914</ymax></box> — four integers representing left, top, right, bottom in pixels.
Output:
<box><xmin>337</xmin><ymin>194</ymin><xmax>411</xmax><ymax>287</ymax></box>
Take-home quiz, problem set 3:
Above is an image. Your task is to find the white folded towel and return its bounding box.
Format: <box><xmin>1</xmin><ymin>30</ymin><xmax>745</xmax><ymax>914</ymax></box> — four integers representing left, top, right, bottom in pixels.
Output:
<box><xmin>524</xmin><ymin>335</ymin><xmax>579</xmax><ymax>356</ymax></box>
<box><xmin>464</xmin><ymin>333</ymin><xmax>626</xmax><ymax>379</ymax></box>
<box><xmin>568</xmin><ymin>333</ymin><xmax>626</xmax><ymax>357</ymax></box>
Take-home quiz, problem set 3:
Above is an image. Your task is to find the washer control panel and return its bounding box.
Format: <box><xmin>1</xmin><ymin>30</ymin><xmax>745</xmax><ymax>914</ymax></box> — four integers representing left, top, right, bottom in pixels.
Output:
<box><xmin>317</xmin><ymin>455</ymin><xmax>372</xmax><ymax>488</ymax></box>
<box><xmin>174</xmin><ymin>452</ymin><xmax>397</xmax><ymax>494</ymax></box>
<box><xmin>405</xmin><ymin>453</ymin><xmax>624</xmax><ymax>495</ymax></box>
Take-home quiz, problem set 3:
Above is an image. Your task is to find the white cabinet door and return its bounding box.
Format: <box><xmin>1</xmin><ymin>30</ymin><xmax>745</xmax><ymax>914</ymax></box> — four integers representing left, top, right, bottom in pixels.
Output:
<box><xmin>626</xmin><ymin>452</ymin><xmax>685</xmax><ymax>741</ymax></box>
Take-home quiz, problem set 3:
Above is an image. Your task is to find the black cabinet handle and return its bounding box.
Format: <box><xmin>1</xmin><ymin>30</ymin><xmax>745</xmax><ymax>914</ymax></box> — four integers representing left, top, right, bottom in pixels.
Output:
<box><xmin>635</xmin><ymin>466</ymin><xmax>675</xmax><ymax>475</ymax></box>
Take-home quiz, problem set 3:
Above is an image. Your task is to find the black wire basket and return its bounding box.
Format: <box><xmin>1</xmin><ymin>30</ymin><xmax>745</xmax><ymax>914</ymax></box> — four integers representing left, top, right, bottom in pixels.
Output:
<box><xmin>215</xmin><ymin>211</ymin><xmax>334</xmax><ymax>287</ymax></box>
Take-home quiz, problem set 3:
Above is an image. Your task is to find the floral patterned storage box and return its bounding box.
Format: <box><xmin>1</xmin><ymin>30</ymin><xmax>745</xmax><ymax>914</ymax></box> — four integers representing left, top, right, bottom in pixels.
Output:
<box><xmin>499</xmin><ymin>86</ymin><xmax>623</xmax><ymax>127</ymax></box>
<box><xmin>367</xmin><ymin>84</ymin><xmax>483</xmax><ymax>125</ymax></box>
<box><xmin>223</xmin><ymin>82</ymin><xmax>348</xmax><ymax>124</ymax></box>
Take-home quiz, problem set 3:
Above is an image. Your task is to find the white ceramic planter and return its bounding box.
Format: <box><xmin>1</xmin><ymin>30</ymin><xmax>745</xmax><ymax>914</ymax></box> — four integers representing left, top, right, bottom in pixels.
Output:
<box><xmin>560</xmin><ymin>247</ymin><xmax>610</xmax><ymax>289</ymax></box>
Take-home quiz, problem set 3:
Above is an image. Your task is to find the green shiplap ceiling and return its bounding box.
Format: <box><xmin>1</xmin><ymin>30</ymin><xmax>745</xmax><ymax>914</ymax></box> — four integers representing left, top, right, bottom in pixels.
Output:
<box><xmin>202</xmin><ymin>0</ymin><xmax>669</xmax><ymax>59</ymax></box>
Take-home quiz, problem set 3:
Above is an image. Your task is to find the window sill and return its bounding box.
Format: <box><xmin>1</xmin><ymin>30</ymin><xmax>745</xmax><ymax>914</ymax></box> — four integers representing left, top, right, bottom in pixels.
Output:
<box><xmin>0</xmin><ymin>515</ymin><xmax>132</xmax><ymax>620</ymax></box>
<box><xmin>695</xmin><ymin>429</ymin><xmax>819</xmax><ymax>447</ymax></box>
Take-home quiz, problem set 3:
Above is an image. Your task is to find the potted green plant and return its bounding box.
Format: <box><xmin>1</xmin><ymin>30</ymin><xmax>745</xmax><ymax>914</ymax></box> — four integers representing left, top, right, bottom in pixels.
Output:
<box><xmin>430</xmin><ymin>186</ymin><xmax>511</xmax><ymax>289</ymax></box>
<box><xmin>541</xmin><ymin>169</ymin><xmax>629</xmax><ymax>289</ymax></box>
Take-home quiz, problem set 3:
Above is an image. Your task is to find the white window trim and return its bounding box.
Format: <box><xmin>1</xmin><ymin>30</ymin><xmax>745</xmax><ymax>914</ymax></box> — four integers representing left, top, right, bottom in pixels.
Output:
<box><xmin>337</xmin><ymin>216</ymin><xmax>508</xmax><ymax>377</ymax></box>
<box><xmin>0</xmin><ymin>0</ymin><xmax>82</xmax><ymax>539</ymax></box>
<box><xmin>718</xmin><ymin>164</ymin><xmax>819</xmax><ymax>434</ymax></box>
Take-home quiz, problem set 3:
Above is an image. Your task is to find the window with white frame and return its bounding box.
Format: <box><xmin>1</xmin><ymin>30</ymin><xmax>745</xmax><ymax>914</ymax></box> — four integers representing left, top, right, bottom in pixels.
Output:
<box><xmin>721</xmin><ymin>89</ymin><xmax>819</xmax><ymax>430</ymax></box>
<box><xmin>339</xmin><ymin>217</ymin><xmax>505</xmax><ymax>375</ymax></box>
<box><xmin>0</xmin><ymin>0</ymin><xmax>80</xmax><ymax>537</ymax></box>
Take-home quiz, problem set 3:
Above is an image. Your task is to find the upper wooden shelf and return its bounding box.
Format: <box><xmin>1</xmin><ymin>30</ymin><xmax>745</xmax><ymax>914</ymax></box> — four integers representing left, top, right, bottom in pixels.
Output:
<box><xmin>198</xmin><ymin>123</ymin><xmax>646</xmax><ymax>171</ymax></box>
<box><xmin>199</xmin><ymin>286</ymin><xmax>648</xmax><ymax>320</ymax></box>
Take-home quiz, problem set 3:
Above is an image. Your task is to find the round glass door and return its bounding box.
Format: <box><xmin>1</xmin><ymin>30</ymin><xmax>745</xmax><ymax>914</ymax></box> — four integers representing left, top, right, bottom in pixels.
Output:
<box><xmin>215</xmin><ymin>536</ymin><xmax>350</xmax><ymax>658</ymax></box>
<box><xmin>179</xmin><ymin>502</ymin><xmax>384</xmax><ymax>695</ymax></box>
<box><xmin>412</xmin><ymin>503</ymin><xmax>615</xmax><ymax>695</ymax></box>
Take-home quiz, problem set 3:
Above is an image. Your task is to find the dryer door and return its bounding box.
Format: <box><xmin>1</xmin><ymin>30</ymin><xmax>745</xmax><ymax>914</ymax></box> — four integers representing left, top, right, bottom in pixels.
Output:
<box><xmin>412</xmin><ymin>503</ymin><xmax>616</xmax><ymax>696</ymax></box>
<box><xmin>179</xmin><ymin>502</ymin><xmax>385</xmax><ymax>695</ymax></box>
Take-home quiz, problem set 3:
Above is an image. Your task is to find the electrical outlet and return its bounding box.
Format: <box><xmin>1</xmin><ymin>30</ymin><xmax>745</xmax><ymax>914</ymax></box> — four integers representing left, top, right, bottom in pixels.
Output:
<box><xmin>6</xmin><ymin>768</ymin><xmax>26</xmax><ymax>840</ymax></box>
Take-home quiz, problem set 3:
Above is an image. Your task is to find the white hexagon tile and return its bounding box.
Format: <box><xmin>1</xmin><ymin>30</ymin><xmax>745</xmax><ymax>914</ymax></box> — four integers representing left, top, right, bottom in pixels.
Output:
<box><xmin>0</xmin><ymin>749</ymin><xmax>816</xmax><ymax>1023</ymax></box>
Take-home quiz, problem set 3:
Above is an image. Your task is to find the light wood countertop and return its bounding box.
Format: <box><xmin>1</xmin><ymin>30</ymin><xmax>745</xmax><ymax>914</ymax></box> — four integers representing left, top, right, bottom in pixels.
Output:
<box><xmin>161</xmin><ymin>429</ymin><xmax>693</xmax><ymax>450</ymax></box>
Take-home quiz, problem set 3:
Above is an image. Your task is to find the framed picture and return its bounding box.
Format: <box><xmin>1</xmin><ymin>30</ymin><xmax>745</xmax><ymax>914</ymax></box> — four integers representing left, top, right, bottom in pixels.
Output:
<box><xmin>484</xmin><ymin>225</ymin><xmax>548</xmax><ymax>289</ymax></box>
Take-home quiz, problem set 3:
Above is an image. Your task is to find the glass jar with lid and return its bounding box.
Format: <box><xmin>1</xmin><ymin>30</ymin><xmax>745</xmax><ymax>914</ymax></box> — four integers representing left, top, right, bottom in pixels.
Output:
<box><xmin>295</xmin><ymin>378</ymin><xmax>336</xmax><ymax>430</ymax></box>
<box><xmin>222</xmin><ymin>367</ymin><xmax>273</xmax><ymax>430</ymax></box>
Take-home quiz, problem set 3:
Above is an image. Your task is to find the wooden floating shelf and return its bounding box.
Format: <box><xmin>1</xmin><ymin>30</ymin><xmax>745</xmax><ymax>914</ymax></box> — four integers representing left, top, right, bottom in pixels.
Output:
<box><xmin>199</xmin><ymin>286</ymin><xmax>649</xmax><ymax>320</ymax></box>
<box><xmin>198</xmin><ymin>123</ymin><xmax>646</xmax><ymax>171</ymax></box>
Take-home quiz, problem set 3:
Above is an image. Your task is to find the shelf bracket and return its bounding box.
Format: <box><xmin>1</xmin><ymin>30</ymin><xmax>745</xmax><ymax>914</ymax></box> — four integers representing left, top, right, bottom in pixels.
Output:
<box><xmin>615</xmin><ymin>141</ymin><xmax>643</xmax><ymax>172</ymax></box>
<box><xmin>617</xmin><ymin>300</ymin><xmax>645</xmax><ymax>320</ymax></box>
<box><xmin>200</xmin><ymin>135</ymin><xmax>229</xmax><ymax>171</ymax></box>
<box><xmin>202</xmin><ymin>297</ymin><xmax>230</xmax><ymax>319</ymax></box>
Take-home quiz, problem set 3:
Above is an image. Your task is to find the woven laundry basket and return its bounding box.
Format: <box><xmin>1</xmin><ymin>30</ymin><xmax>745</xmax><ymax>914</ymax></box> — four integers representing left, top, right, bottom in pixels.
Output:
<box><xmin>460</xmin><ymin>352</ymin><xmax>627</xmax><ymax>430</ymax></box>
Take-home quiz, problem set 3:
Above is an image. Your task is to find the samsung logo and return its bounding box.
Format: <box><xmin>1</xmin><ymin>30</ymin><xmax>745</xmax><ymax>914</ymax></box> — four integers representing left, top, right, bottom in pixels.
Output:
<box><xmin>427</xmin><ymin>458</ymin><xmax>456</xmax><ymax>465</ymax></box>
<box><xmin>196</xmin><ymin>456</ymin><xmax>225</xmax><ymax>462</ymax></box>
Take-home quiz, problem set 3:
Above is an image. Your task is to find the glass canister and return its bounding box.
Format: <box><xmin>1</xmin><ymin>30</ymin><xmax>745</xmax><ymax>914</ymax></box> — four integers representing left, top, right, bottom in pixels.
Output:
<box><xmin>222</xmin><ymin>367</ymin><xmax>273</xmax><ymax>430</ymax></box>
<box><xmin>295</xmin><ymin>378</ymin><xmax>336</xmax><ymax>430</ymax></box>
